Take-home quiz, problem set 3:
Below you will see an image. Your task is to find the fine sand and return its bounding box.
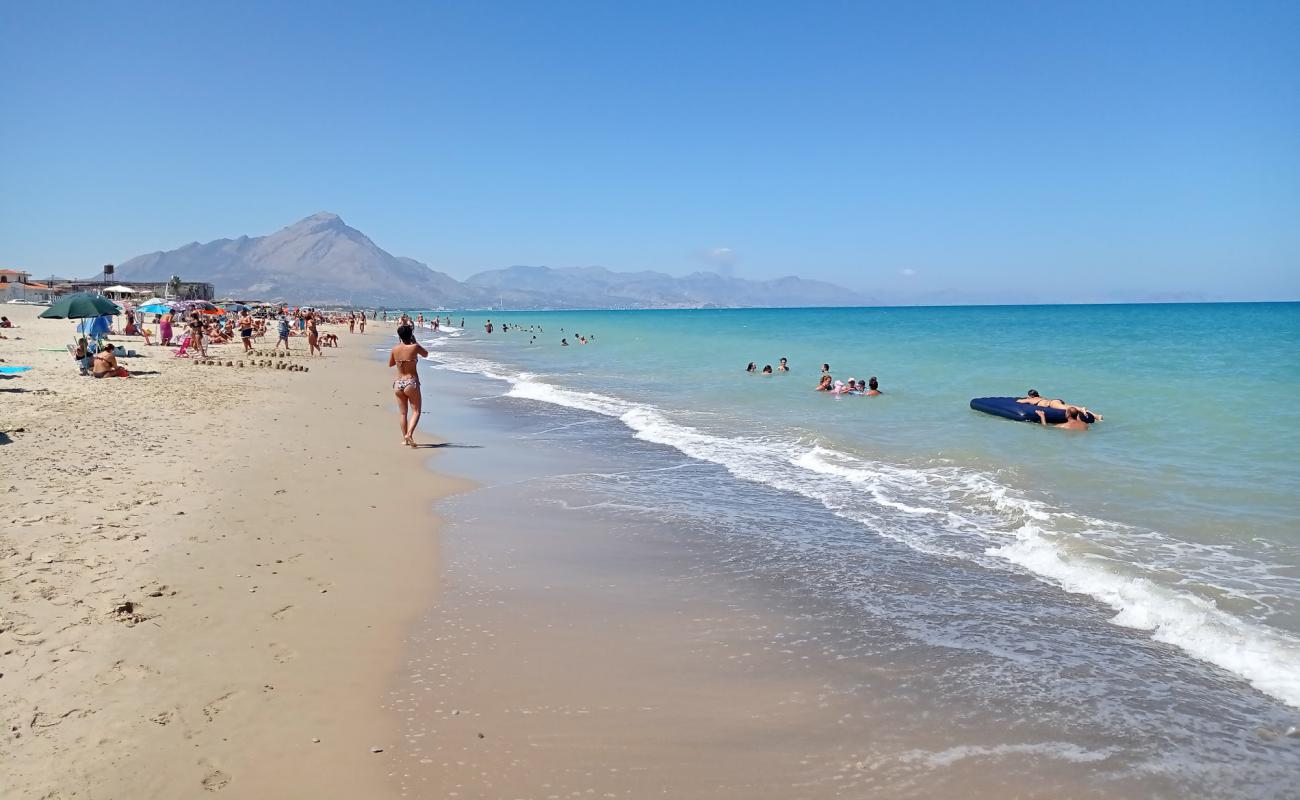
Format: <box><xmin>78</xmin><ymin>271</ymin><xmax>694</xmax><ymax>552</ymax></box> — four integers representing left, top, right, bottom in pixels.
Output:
<box><xmin>0</xmin><ymin>304</ymin><xmax>461</xmax><ymax>798</ymax></box>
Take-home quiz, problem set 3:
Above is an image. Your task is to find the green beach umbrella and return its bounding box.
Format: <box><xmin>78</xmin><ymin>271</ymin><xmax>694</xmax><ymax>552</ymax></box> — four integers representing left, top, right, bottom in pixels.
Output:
<box><xmin>39</xmin><ymin>293</ymin><xmax>121</xmax><ymax>319</ymax></box>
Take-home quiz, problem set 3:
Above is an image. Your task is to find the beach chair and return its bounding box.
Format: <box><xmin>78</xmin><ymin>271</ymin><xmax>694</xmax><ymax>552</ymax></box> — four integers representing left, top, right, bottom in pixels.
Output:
<box><xmin>172</xmin><ymin>336</ymin><xmax>192</xmax><ymax>358</ymax></box>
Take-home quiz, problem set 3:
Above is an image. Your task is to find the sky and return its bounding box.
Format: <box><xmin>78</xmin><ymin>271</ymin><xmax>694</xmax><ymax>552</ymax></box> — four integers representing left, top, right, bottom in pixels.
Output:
<box><xmin>2</xmin><ymin>0</ymin><xmax>1297</xmax><ymax>302</ymax></box>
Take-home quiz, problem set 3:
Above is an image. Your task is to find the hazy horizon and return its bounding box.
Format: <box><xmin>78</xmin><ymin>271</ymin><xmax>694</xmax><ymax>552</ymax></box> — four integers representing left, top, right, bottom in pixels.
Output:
<box><xmin>2</xmin><ymin>2</ymin><xmax>1297</xmax><ymax>303</ymax></box>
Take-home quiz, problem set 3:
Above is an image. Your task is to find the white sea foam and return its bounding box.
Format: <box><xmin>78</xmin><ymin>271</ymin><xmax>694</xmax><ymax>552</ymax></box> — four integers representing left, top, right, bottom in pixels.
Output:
<box><xmin>426</xmin><ymin>351</ymin><xmax>1300</xmax><ymax>709</ymax></box>
<box><xmin>991</xmin><ymin>524</ymin><xmax>1300</xmax><ymax>709</ymax></box>
<box><xmin>898</xmin><ymin>741</ymin><xmax>1119</xmax><ymax>768</ymax></box>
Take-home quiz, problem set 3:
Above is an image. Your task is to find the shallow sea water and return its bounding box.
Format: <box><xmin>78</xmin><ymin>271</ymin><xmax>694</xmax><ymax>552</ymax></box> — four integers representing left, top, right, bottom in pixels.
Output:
<box><xmin>386</xmin><ymin>304</ymin><xmax>1300</xmax><ymax>797</ymax></box>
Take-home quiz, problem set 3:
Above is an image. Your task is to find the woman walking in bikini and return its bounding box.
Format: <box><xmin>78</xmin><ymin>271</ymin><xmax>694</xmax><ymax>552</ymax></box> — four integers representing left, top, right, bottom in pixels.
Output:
<box><xmin>388</xmin><ymin>324</ymin><xmax>428</xmax><ymax>447</ymax></box>
<box><xmin>306</xmin><ymin>313</ymin><xmax>322</xmax><ymax>356</ymax></box>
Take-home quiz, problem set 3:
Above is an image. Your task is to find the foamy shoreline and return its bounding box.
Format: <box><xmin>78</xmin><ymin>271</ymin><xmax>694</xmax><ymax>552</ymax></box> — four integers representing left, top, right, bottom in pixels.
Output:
<box><xmin>0</xmin><ymin>304</ymin><xmax>459</xmax><ymax>798</ymax></box>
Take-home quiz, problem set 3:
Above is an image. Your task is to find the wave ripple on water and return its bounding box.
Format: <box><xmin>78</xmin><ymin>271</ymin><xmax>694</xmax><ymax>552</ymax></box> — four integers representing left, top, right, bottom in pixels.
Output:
<box><xmin>424</xmin><ymin>347</ymin><xmax>1300</xmax><ymax>710</ymax></box>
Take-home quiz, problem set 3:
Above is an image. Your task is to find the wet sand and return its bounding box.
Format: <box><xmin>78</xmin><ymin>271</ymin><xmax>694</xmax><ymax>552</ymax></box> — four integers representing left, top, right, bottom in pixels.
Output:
<box><xmin>1</xmin><ymin>304</ymin><xmax>460</xmax><ymax>798</ymax></box>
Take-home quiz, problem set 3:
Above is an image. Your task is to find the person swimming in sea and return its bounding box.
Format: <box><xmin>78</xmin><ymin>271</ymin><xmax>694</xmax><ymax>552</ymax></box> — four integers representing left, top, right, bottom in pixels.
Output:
<box><xmin>561</xmin><ymin>338</ymin><xmax>569</xmax><ymax>346</ymax></box>
<box><xmin>815</xmin><ymin>375</ymin><xmax>833</xmax><ymax>391</ymax></box>
<box><xmin>777</xmin><ymin>357</ymin><xmax>789</xmax><ymax>372</ymax></box>
<box><xmin>865</xmin><ymin>376</ymin><xmax>881</xmax><ymax>396</ymax></box>
<box><xmin>746</xmin><ymin>362</ymin><xmax>756</xmax><ymax>373</ymax></box>
<box><xmin>761</xmin><ymin>365</ymin><xmax>773</xmax><ymax>374</ymax></box>
<box><xmin>1037</xmin><ymin>406</ymin><xmax>1091</xmax><ymax>431</ymax></box>
<box><xmin>821</xmin><ymin>363</ymin><xmax>830</xmax><ymax>375</ymax></box>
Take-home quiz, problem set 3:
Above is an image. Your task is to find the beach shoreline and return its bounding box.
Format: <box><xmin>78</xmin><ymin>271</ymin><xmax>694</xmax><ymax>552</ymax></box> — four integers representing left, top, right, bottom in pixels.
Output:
<box><xmin>1</xmin><ymin>305</ymin><xmax>463</xmax><ymax>798</ymax></box>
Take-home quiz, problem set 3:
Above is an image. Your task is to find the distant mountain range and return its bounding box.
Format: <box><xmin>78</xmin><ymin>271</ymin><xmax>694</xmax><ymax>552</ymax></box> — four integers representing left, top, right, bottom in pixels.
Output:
<box><xmin>113</xmin><ymin>213</ymin><xmax>870</xmax><ymax>309</ymax></box>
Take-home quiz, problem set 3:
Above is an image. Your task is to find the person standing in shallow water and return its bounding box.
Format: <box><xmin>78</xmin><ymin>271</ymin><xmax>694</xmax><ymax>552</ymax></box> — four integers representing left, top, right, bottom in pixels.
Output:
<box><xmin>389</xmin><ymin>324</ymin><xmax>428</xmax><ymax>447</ymax></box>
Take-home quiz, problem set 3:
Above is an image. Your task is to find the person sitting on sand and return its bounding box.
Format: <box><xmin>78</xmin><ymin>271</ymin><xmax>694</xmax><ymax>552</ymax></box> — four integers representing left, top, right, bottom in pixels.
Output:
<box><xmin>777</xmin><ymin>357</ymin><xmax>789</xmax><ymax>372</ymax></box>
<box><xmin>0</xmin><ymin>316</ymin><xmax>12</xmax><ymax>328</ymax></box>
<box><xmin>91</xmin><ymin>344</ymin><xmax>128</xmax><ymax>378</ymax></box>
<box><xmin>74</xmin><ymin>337</ymin><xmax>91</xmax><ymax>375</ymax></box>
<box><xmin>865</xmin><ymin>377</ymin><xmax>881</xmax><ymax>396</ymax></box>
<box><xmin>320</xmin><ymin>332</ymin><xmax>339</xmax><ymax>347</ymax></box>
<box><xmin>815</xmin><ymin>375</ymin><xmax>833</xmax><ymax>392</ymax></box>
<box><xmin>389</xmin><ymin>324</ymin><xmax>429</xmax><ymax>447</ymax></box>
<box><xmin>1037</xmin><ymin>406</ymin><xmax>1091</xmax><ymax>431</ymax></box>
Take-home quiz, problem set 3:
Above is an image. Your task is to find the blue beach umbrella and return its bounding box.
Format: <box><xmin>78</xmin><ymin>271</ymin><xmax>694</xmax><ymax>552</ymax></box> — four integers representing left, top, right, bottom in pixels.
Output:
<box><xmin>137</xmin><ymin>297</ymin><xmax>177</xmax><ymax>314</ymax></box>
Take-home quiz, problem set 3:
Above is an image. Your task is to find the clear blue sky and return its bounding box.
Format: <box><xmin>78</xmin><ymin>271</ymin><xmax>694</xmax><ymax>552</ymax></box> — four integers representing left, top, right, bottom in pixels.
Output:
<box><xmin>2</xmin><ymin>1</ymin><xmax>1297</xmax><ymax>301</ymax></box>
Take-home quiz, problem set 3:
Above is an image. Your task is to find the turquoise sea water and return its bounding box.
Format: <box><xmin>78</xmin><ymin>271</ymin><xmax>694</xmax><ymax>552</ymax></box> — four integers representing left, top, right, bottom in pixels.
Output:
<box><xmin>409</xmin><ymin>303</ymin><xmax>1300</xmax><ymax>711</ymax></box>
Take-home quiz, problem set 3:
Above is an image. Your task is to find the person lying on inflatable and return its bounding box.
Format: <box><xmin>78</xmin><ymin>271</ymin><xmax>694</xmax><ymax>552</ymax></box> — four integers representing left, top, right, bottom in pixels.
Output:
<box><xmin>1016</xmin><ymin>389</ymin><xmax>1102</xmax><ymax>420</ymax></box>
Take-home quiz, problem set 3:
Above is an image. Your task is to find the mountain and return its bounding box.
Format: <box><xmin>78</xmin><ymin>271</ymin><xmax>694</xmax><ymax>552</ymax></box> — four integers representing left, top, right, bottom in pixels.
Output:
<box><xmin>462</xmin><ymin>265</ymin><xmax>867</xmax><ymax>309</ymax></box>
<box><xmin>115</xmin><ymin>213</ymin><xmax>478</xmax><ymax>307</ymax></box>
<box><xmin>114</xmin><ymin>213</ymin><xmax>868</xmax><ymax>309</ymax></box>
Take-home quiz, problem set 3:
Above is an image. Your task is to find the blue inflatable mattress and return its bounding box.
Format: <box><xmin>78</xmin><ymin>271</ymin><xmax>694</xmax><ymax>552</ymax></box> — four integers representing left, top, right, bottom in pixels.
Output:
<box><xmin>970</xmin><ymin>397</ymin><xmax>1096</xmax><ymax>424</ymax></box>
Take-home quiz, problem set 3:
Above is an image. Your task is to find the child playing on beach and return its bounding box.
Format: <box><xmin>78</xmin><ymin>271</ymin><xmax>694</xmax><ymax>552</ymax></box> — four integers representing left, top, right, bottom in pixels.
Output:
<box><xmin>275</xmin><ymin>316</ymin><xmax>291</xmax><ymax>350</ymax></box>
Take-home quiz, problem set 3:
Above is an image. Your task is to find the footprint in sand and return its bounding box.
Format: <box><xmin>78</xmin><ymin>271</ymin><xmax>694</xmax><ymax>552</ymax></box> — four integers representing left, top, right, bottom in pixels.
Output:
<box><xmin>200</xmin><ymin>768</ymin><xmax>230</xmax><ymax>792</ymax></box>
<box><xmin>201</xmin><ymin>691</ymin><xmax>237</xmax><ymax>722</ymax></box>
<box><xmin>149</xmin><ymin>710</ymin><xmax>174</xmax><ymax>726</ymax></box>
<box><xmin>269</xmin><ymin>643</ymin><xmax>297</xmax><ymax>664</ymax></box>
<box><xmin>94</xmin><ymin>660</ymin><xmax>159</xmax><ymax>686</ymax></box>
<box><xmin>270</xmin><ymin>604</ymin><xmax>294</xmax><ymax>621</ymax></box>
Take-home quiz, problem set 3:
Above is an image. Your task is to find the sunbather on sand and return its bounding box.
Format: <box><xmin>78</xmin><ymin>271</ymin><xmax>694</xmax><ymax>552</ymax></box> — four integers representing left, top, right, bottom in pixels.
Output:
<box><xmin>91</xmin><ymin>345</ymin><xmax>129</xmax><ymax>378</ymax></box>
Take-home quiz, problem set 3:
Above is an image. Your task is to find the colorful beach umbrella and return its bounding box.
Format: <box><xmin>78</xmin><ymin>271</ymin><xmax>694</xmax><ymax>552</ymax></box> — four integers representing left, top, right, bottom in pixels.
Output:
<box><xmin>135</xmin><ymin>297</ymin><xmax>177</xmax><ymax>314</ymax></box>
<box><xmin>177</xmin><ymin>300</ymin><xmax>223</xmax><ymax>315</ymax></box>
<box><xmin>39</xmin><ymin>293</ymin><xmax>121</xmax><ymax>319</ymax></box>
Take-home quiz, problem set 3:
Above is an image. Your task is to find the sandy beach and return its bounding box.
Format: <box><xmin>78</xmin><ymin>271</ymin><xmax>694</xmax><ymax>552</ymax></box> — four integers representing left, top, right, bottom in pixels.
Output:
<box><xmin>0</xmin><ymin>304</ymin><xmax>460</xmax><ymax>799</ymax></box>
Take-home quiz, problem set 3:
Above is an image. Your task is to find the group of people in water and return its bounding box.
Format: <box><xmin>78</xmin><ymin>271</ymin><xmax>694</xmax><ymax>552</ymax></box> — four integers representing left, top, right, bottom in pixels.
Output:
<box><xmin>384</xmin><ymin>315</ymin><xmax>1103</xmax><ymax>441</ymax></box>
<box><xmin>482</xmin><ymin>319</ymin><xmax>596</xmax><ymax>347</ymax></box>
<box><xmin>813</xmin><ymin>364</ymin><xmax>882</xmax><ymax>396</ymax></box>
<box><xmin>745</xmin><ymin>359</ymin><xmax>883</xmax><ymax>397</ymax></box>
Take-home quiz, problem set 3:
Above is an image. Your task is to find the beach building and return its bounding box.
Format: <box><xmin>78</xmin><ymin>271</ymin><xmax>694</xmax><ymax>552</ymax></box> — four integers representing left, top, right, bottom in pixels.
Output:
<box><xmin>0</xmin><ymin>269</ymin><xmax>52</xmax><ymax>302</ymax></box>
<box><xmin>52</xmin><ymin>278</ymin><xmax>216</xmax><ymax>300</ymax></box>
